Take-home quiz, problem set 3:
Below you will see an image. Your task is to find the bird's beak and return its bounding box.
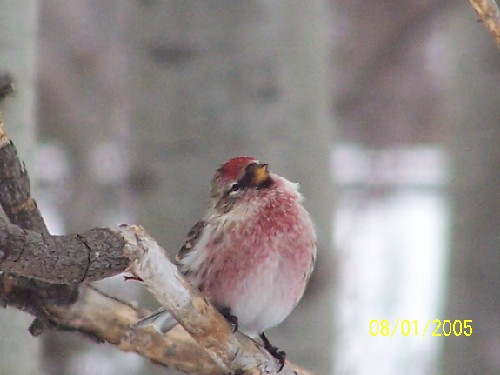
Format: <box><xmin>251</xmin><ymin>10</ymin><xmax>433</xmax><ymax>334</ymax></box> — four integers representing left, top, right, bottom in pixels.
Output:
<box><xmin>251</xmin><ymin>164</ymin><xmax>269</xmax><ymax>185</ymax></box>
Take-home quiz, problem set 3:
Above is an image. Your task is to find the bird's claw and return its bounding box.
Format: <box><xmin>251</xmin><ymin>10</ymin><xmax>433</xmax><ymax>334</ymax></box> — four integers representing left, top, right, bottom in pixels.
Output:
<box><xmin>271</xmin><ymin>349</ymin><xmax>286</xmax><ymax>371</ymax></box>
<box><xmin>219</xmin><ymin>306</ymin><xmax>239</xmax><ymax>332</ymax></box>
<box><xmin>260</xmin><ymin>332</ymin><xmax>286</xmax><ymax>371</ymax></box>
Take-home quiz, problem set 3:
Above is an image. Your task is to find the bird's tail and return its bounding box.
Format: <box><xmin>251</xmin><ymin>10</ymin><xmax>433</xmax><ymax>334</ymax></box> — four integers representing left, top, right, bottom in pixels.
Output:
<box><xmin>134</xmin><ymin>307</ymin><xmax>178</xmax><ymax>333</ymax></box>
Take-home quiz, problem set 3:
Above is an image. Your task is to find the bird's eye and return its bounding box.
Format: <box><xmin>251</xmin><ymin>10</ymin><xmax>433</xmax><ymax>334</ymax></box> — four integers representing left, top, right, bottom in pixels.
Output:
<box><xmin>229</xmin><ymin>183</ymin><xmax>240</xmax><ymax>194</ymax></box>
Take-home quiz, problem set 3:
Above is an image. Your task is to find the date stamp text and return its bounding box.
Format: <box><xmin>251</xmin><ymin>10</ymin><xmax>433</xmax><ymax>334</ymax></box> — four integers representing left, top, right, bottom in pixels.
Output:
<box><xmin>369</xmin><ymin>319</ymin><xmax>473</xmax><ymax>337</ymax></box>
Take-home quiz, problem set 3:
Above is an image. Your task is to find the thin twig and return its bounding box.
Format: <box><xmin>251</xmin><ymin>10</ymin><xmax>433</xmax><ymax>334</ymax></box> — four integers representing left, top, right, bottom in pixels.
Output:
<box><xmin>469</xmin><ymin>0</ymin><xmax>500</xmax><ymax>47</ymax></box>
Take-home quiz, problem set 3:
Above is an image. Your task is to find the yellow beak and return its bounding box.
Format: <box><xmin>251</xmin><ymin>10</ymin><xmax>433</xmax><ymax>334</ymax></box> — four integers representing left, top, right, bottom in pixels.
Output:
<box><xmin>251</xmin><ymin>164</ymin><xmax>269</xmax><ymax>185</ymax></box>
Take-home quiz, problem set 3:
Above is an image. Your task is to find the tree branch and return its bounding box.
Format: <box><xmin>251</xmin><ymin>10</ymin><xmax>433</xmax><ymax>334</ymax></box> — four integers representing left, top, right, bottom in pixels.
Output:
<box><xmin>1</xmin><ymin>222</ymin><xmax>302</xmax><ymax>373</ymax></box>
<box><xmin>0</xmin><ymin>224</ymin><xmax>128</xmax><ymax>283</ymax></box>
<box><xmin>0</xmin><ymin>113</ymin><xmax>49</xmax><ymax>235</ymax></box>
<box><xmin>469</xmin><ymin>0</ymin><xmax>500</xmax><ymax>47</ymax></box>
<box><xmin>0</xmin><ymin>111</ymin><xmax>312</xmax><ymax>374</ymax></box>
<box><xmin>0</xmin><ymin>102</ymin><xmax>78</xmax><ymax>305</ymax></box>
<box><xmin>0</xmin><ymin>277</ymin><xmax>221</xmax><ymax>374</ymax></box>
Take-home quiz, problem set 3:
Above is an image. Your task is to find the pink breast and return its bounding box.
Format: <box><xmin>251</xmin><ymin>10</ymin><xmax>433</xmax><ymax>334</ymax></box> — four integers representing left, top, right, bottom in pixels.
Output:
<box><xmin>200</xmin><ymin>197</ymin><xmax>315</xmax><ymax>319</ymax></box>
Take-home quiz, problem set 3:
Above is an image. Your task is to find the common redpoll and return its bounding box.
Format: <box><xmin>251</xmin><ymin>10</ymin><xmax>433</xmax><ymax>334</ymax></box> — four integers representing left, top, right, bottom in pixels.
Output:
<box><xmin>137</xmin><ymin>157</ymin><xmax>316</xmax><ymax>368</ymax></box>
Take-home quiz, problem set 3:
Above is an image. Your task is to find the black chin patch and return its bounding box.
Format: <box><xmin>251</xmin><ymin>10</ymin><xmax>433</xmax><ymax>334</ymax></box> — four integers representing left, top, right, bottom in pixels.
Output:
<box><xmin>237</xmin><ymin>174</ymin><xmax>272</xmax><ymax>190</ymax></box>
<box><xmin>256</xmin><ymin>176</ymin><xmax>272</xmax><ymax>189</ymax></box>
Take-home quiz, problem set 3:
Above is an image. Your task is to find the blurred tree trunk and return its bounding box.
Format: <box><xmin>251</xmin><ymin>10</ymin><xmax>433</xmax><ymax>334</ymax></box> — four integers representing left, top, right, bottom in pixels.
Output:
<box><xmin>442</xmin><ymin>5</ymin><xmax>500</xmax><ymax>375</ymax></box>
<box><xmin>0</xmin><ymin>0</ymin><xmax>38</xmax><ymax>168</ymax></box>
<box><xmin>38</xmin><ymin>0</ymin><xmax>131</xmax><ymax>232</ymax></box>
<box><xmin>38</xmin><ymin>2</ymin><xmax>137</xmax><ymax>374</ymax></box>
<box><xmin>0</xmin><ymin>1</ymin><xmax>41</xmax><ymax>374</ymax></box>
<box><xmin>126</xmin><ymin>1</ymin><xmax>335</xmax><ymax>374</ymax></box>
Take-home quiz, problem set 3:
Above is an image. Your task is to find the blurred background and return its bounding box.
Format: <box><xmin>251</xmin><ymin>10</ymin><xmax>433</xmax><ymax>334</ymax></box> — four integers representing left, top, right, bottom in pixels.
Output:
<box><xmin>0</xmin><ymin>1</ymin><xmax>499</xmax><ymax>375</ymax></box>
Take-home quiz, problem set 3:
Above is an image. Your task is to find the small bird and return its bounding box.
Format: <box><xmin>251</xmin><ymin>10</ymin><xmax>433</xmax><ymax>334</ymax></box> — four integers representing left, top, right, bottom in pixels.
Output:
<box><xmin>136</xmin><ymin>157</ymin><xmax>316</xmax><ymax>369</ymax></box>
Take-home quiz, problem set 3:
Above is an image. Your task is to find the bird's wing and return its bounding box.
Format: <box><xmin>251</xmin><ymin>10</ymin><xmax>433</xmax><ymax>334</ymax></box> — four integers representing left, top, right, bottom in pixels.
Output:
<box><xmin>175</xmin><ymin>220</ymin><xmax>207</xmax><ymax>267</ymax></box>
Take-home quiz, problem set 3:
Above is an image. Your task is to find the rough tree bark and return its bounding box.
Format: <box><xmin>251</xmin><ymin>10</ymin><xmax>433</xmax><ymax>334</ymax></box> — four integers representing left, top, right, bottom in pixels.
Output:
<box><xmin>0</xmin><ymin>115</ymin><xmax>312</xmax><ymax>375</ymax></box>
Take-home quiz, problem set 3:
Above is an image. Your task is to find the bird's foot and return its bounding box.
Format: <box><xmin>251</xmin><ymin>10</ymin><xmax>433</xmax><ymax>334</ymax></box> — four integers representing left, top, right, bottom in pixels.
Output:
<box><xmin>219</xmin><ymin>306</ymin><xmax>239</xmax><ymax>332</ymax></box>
<box><xmin>260</xmin><ymin>332</ymin><xmax>286</xmax><ymax>371</ymax></box>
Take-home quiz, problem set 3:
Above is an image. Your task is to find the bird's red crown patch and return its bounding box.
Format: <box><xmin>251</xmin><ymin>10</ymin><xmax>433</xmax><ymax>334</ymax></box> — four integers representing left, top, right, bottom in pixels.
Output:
<box><xmin>219</xmin><ymin>156</ymin><xmax>257</xmax><ymax>181</ymax></box>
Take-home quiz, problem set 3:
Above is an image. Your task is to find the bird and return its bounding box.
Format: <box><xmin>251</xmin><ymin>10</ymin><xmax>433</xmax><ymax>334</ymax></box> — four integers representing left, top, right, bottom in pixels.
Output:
<box><xmin>135</xmin><ymin>156</ymin><xmax>316</xmax><ymax>369</ymax></box>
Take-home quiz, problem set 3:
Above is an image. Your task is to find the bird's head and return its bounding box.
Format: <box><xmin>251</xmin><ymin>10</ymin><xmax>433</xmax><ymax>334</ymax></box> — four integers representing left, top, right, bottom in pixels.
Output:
<box><xmin>210</xmin><ymin>156</ymin><xmax>272</xmax><ymax>214</ymax></box>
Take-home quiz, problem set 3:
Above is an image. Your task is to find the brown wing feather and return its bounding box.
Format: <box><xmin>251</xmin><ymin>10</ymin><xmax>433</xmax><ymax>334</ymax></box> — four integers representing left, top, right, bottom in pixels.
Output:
<box><xmin>175</xmin><ymin>220</ymin><xmax>206</xmax><ymax>264</ymax></box>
